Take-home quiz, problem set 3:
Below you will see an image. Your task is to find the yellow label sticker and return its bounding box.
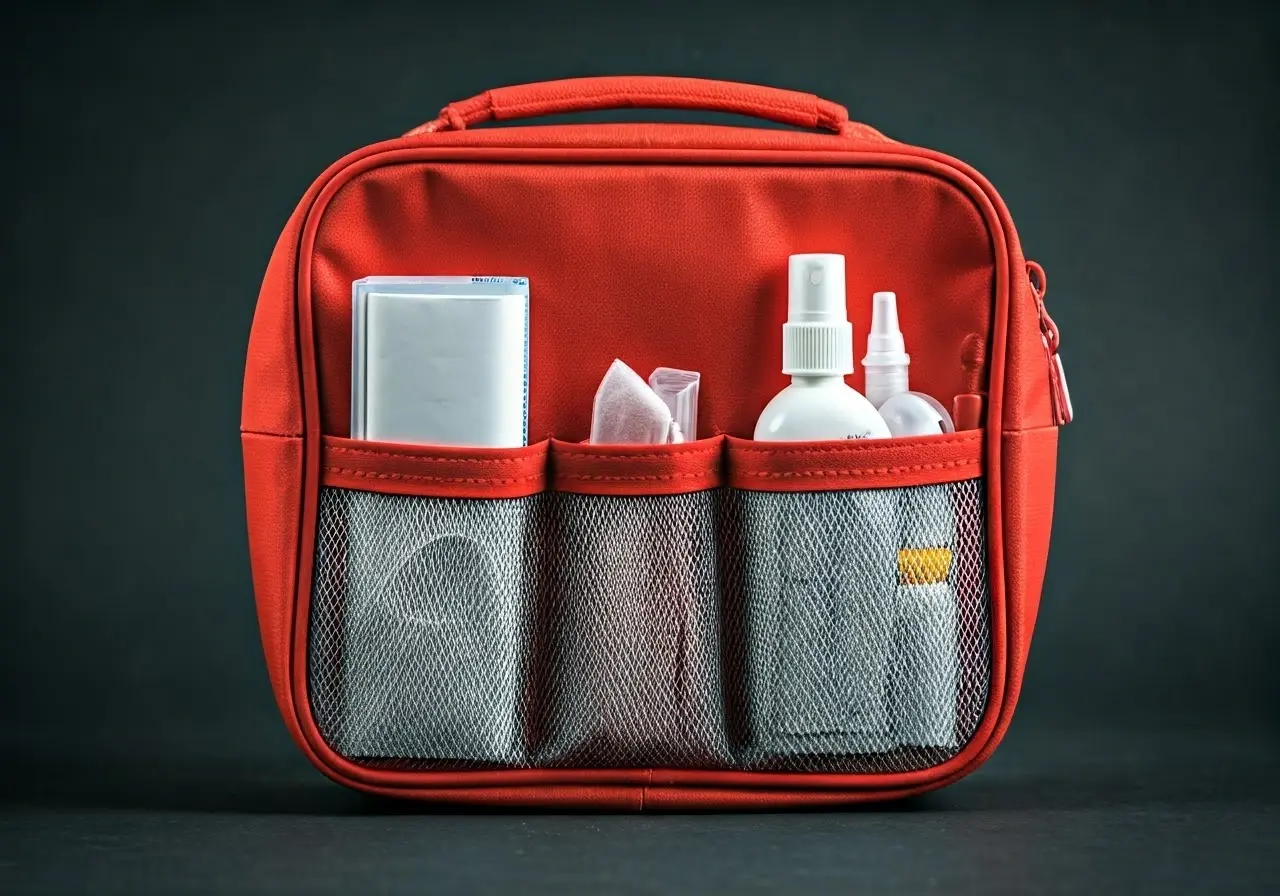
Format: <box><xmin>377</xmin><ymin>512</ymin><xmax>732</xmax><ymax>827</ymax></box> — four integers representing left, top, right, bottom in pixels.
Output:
<box><xmin>898</xmin><ymin>547</ymin><xmax>953</xmax><ymax>585</ymax></box>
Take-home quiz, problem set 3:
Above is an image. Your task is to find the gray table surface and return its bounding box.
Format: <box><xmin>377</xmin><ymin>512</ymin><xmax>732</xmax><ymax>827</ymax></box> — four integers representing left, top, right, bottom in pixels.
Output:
<box><xmin>3</xmin><ymin>725</ymin><xmax>1276</xmax><ymax>894</ymax></box>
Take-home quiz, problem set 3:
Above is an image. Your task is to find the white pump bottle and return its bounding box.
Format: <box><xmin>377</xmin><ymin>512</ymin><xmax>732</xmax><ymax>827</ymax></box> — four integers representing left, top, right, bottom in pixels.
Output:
<box><xmin>754</xmin><ymin>255</ymin><xmax>891</xmax><ymax>442</ymax></box>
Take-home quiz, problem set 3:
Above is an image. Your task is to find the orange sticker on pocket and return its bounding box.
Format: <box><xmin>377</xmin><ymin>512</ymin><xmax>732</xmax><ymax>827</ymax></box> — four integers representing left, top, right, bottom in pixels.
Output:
<box><xmin>898</xmin><ymin>547</ymin><xmax>953</xmax><ymax>585</ymax></box>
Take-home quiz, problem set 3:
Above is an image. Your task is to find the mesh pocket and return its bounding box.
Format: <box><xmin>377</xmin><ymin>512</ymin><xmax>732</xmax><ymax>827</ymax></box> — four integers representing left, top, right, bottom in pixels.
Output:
<box><xmin>306</xmin><ymin>477</ymin><xmax>990</xmax><ymax>774</ymax></box>
<box><xmin>722</xmin><ymin>479</ymin><xmax>990</xmax><ymax>772</ymax></box>
<box><xmin>536</xmin><ymin>491</ymin><xmax>731</xmax><ymax>767</ymax></box>
<box><xmin>308</xmin><ymin>488</ymin><xmax>547</xmax><ymax>768</ymax></box>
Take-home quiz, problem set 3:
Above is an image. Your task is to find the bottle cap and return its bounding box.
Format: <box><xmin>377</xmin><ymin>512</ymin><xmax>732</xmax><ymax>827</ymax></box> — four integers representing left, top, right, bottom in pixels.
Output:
<box><xmin>783</xmin><ymin>254</ymin><xmax>854</xmax><ymax>376</ymax></box>
<box><xmin>866</xmin><ymin>291</ymin><xmax>909</xmax><ymax>359</ymax></box>
<box><xmin>862</xmin><ymin>290</ymin><xmax>911</xmax><ymax>406</ymax></box>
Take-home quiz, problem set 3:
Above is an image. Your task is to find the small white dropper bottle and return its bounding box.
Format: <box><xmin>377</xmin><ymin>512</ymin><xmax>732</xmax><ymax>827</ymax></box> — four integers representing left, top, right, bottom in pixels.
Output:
<box><xmin>863</xmin><ymin>291</ymin><xmax>911</xmax><ymax>408</ymax></box>
<box><xmin>754</xmin><ymin>255</ymin><xmax>891</xmax><ymax>441</ymax></box>
<box><xmin>862</xmin><ymin>290</ymin><xmax>956</xmax><ymax>436</ymax></box>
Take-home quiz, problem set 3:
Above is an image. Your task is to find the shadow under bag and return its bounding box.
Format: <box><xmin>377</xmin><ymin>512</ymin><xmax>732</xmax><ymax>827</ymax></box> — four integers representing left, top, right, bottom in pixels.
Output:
<box><xmin>241</xmin><ymin>76</ymin><xmax>1070</xmax><ymax>809</ymax></box>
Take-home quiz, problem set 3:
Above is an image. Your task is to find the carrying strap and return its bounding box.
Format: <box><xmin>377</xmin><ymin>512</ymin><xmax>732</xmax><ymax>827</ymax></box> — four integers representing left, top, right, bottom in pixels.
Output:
<box><xmin>406</xmin><ymin>76</ymin><xmax>885</xmax><ymax>139</ymax></box>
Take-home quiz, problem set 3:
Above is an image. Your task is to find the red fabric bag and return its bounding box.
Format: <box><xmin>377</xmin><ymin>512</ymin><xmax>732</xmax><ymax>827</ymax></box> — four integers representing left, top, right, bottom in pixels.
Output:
<box><xmin>242</xmin><ymin>76</ymin><xmax>1069</xmax><ymax>808</ymax></box>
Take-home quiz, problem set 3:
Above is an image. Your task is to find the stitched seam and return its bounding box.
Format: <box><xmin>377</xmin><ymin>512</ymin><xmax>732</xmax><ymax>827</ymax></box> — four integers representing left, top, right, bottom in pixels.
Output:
<box><xmin>737</xmin><ymin>458</ymin><xmax>981</xmax><ymax>478</ymax></box>
<box><xmin>325</xmin><ymin>467</ymin><xmax>544</xmax><ymax>485</ymax></box>
<box><xmin>728</xmin><ymin>434</ymin><xmax>982</xmax><ymax>455</ymax></box>
<box><xmin>500</xmin><ymin>92</ymin><xmax>813</xmax><ymax>121</ymax></box>
<box><xmin>326</xmin><ymin>445</ymin><xmax>544</xmax><ymax>464</ymax></box>
<box><xmin>1001</xmin><ymin>425</ymin><xmax>1060</xmax><ymax>436</ymax></box>
<box><xmin>554</xmin><ymin>445</ymin><xmax>723</xmax><ymax>462</ymax></box>
<box><xmin>557</xmin><ymin>453</ymin><xmax>720</xmax><ymax>462</ymax></box>
<box><xmin>501</xmin><ymin>93</ymin><xmax>804</xmax><ymax>115</ymax></box>
<box><xmin>241</xmin><ymin>429</ymin><xmax>303</xmax><ymax>439</ymax></box>
<box><xmin>560</xmin><ymin>471</ymin><xmax>720</xmax><ymax>483</ymax></box>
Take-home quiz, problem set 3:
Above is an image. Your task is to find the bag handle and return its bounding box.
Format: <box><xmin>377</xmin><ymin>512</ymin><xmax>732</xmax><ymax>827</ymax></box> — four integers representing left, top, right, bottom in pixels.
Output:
<box><xmin>406</xmin><ymin>76</ymin><xmax>870</xmax><ymax>137</ymax></box>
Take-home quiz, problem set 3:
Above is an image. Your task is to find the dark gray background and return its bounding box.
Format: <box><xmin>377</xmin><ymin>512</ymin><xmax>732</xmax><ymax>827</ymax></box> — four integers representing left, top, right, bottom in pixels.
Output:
<box><xmin>2</xmin><ymin>0</ymin><xmax>1277</xmax><ymax>893</ymax></box>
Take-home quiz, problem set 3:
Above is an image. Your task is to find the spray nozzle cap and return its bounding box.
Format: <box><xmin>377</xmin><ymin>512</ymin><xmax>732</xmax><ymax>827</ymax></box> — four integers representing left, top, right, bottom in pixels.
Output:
<box><xmin>788</xmin><ymin>254</ymin><xmax>847</xmax><ymax>323</ymax></box>
<box><xmin>862</xmin><ymin>290</ymin><xmax>911</xmax><ymax>406</ymax></box>
<box><xmin>867</xmin><ymin>291</ymin><xmax>907</xmax><ymax>355</ymax></box>
<box><xmin>783</xmin><ymin>254</ymin><xmax>854</xmax><ymax>376</ymax></box>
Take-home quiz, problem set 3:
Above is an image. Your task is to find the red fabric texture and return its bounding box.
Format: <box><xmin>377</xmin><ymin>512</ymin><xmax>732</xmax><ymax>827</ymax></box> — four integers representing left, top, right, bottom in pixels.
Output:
<box><xmin>726</xmin><ymin>432</ymin><xmax>982</xmax><ymax>491</ymax></box>
<box><xmin>550</xmin><ymin>436</ymin><xmax>723</xmax><ymax>495</ymax></box>
<box><xmin>308</xmin><ymin>154</ymin><xmax>994</xmax><ymax>443</ymax></box>
<box><xmin>241</xmin><ymin>203</ymin><xmax>306</xmax><ymax>437</ymax></box>
<box><xmin>240</xmin><ymin>76</ymin><xmax>1062</xmax><ymax>808</ymax></box>
<box><xmin>321</xmin><ymin>436</ymin><xmax>547</xmax><ymax>498</ymax></box>
<box><xmin>312</xmin><ymin>432</ymin><xmax>982</xmax><ymax>498</ymax></box>
<box><xmin>1001</xmin><ymin>425</ymin><xmax>1059</xmax><ymax>675</ymax></box>
<box><xmin>240</xmin><ymin>433</ymin><xmax>303</xmax><ymax>727</ymax></box>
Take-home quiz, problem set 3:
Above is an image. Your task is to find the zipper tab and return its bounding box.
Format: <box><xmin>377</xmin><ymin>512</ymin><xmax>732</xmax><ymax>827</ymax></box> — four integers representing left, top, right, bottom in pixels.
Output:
<box><xmin>1027</xmin><ymin>261</ymin><xmax>1073</xmax><ymax>425</ymax></box>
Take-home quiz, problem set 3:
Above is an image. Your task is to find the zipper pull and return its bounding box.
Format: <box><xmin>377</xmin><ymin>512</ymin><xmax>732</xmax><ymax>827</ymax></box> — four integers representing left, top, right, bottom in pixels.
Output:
<box><xmin>1027</xmin><ymin>261</ymin><xmax>1073</xmax><ymax>425</ymax></box>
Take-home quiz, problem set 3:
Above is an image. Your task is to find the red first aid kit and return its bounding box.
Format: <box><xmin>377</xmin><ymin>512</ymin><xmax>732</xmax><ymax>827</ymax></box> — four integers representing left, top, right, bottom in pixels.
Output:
<box><xmin>241</xmin><ymin>76</ymin><xmax>1069</xmax><ymax>809</ymax></box>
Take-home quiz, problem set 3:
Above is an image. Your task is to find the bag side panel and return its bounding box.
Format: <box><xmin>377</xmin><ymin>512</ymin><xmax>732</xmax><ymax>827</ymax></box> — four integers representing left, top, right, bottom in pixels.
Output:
<box><xmin>241</xmin><ymin>432</ymin><xmax>304</xmax><ymax>731</ymax></box>
<box><xmin>1001</xmin><ymin>425</ymin><xmax>1059</xmax><ymax>696</ymax></box>
<box><xmin>242</xmin><ymin>207</ymin><xmax>306</xmax><ymax>437</ymax></box>
<box><xmin>242</xmin><ymin>193</ymin><xmax>312</xmax><ymax>745</ymax></box>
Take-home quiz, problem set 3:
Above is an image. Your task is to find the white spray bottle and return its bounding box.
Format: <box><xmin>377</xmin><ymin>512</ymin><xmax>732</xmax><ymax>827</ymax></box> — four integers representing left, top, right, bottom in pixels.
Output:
<box><xmin>754</xmin><ymin>255</ymin><xmax>891</xmax><ymax>441</ymax></box>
